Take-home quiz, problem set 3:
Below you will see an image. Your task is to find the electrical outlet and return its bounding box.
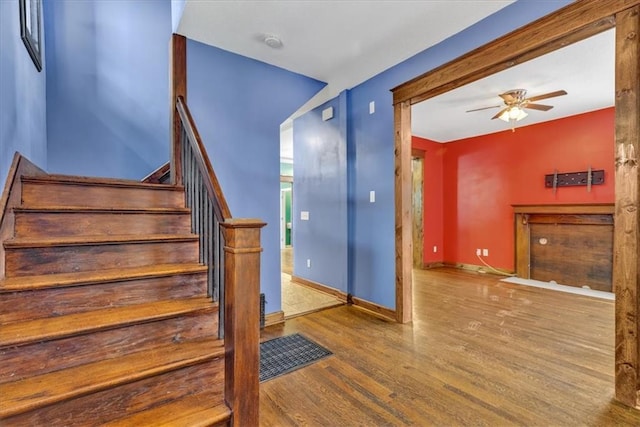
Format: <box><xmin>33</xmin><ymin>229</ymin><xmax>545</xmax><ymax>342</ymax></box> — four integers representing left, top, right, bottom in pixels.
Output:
<box><xmin>433</xmin><ymin>246</ymin><xmax>437</xmax><ymax>253</ymax></box>
<box><xmin>482</xmin><ymin>249</ymin><xmax>489</xmax><ymax>257</ymax></box>
<box><xmin>476</xmin><ymin>248</ymin><xmax>481</xmax><ymax>256</ymax></box>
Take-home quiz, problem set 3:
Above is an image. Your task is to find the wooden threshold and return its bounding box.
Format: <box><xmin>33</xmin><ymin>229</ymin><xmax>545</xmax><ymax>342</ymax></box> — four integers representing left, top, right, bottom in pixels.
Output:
<box><xmin>264</xmin><ymin>311</ymin><xmax>285</xmax><ymax>327</ymax></box>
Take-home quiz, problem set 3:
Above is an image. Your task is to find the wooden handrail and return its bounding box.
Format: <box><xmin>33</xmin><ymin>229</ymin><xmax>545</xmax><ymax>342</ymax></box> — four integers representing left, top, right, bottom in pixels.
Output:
<box><xmin>169</xmin><ymin>33</ymin><xmax>263</xmax><ymax>426</ymax></box>
<box><xmin>176</xmin><ymin>96</ymin><xmax>232</xmax><ymax>221</ymax></box>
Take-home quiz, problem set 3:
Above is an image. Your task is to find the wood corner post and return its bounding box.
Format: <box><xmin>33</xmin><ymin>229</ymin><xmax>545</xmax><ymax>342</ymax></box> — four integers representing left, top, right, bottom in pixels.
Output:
<box><xmin>170</xmin><ymin>34</ymin><xmax>186</xmax><ymax>186</ymax></box>
<box><xmin>614</xmin><ymin>4</ymin><xmax>640</xmax><ymax>410</ymax></box>
<box><xmin>394</xmin><ymin>100</ymin><xmax>413</xmax><ymax>324</ymax></box>
<box><xmin>221</xmin><ymin>218</ymin><xmax>267</xmax><ymax>427</ymax></box>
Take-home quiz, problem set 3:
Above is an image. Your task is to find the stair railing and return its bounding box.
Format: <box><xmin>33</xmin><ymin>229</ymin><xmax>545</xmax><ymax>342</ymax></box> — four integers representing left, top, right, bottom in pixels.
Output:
<box><xmin>170</xmin><ymin>34</ymin><xmax>263</xmax><ymax>427</ymax></box>
<box><xmin>176</xmin><ymin>96</ymin><xmax>229</xmax><ymax>307</ymax></box>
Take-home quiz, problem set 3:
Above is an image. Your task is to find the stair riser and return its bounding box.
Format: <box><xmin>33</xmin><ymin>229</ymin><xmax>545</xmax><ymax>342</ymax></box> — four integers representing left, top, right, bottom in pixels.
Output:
<box><xmin>2</xmin><ymin>358</ymin><xmax>224</xmax><ymax>426</ymax></box>
<box><xmin>14</xmin><ymin>211</ymin><xmax>192</xmax><ymax>238</ymax></box>
<box><xmin>4</xmin><ymin>240</ymin><xmax>199</xmax><ymax>277</ymax></box>
<box><xmin>21</xmin><ymin>182</ymin><xmax>185</xmax><ymax>209</ymax></box>
<box><xmin>0</xmin><ymin>272</ymin><xmax>208</xmax><ymax>324</ymax></box>
<box><xmin>0</xmin><ymin>311</ymin><xmax>219</xmax><ymax>384</ymax></box>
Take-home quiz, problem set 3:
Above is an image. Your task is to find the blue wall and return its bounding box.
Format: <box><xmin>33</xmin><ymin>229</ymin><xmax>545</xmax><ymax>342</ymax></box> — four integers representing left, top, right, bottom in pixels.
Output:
<box><xmin>0</xmin><ymin>0</ymin><xmax>47</xmax><ymax>185</ymax></box>
<box><xmin>186</xmin><ymin>39</ymin><xmax>325</xmax><ymax>314</ymax></box>
<box><xmin>44</xmin><ymin>0</ymin><xmax>172</xmax><ymax>180</ymax></box>
<box><xmin>293</xmin><ymin>92</ymin><xmax>348</xmax><ymax>292</ymax></box>
<box><xmin>294</xmin><ymin>0</ymin><xmax>572</xmax><ymax>309</ymax></box>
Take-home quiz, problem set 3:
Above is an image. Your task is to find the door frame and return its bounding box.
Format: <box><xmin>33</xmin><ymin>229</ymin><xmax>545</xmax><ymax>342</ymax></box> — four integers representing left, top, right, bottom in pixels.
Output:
<box><xmin>392</xmin><ymin>0</ymin><xmax>640</xmax><ymax>407</ymax></box>
<box><xmin>411</xmin><ymin>149</ymin><xmax>425</xmax><ymax>268</ymax></box>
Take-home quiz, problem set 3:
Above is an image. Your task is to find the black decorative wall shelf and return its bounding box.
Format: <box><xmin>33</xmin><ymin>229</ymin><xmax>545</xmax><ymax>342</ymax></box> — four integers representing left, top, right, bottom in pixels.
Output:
<box><xmin>544</xmin><ymin>169</ymin><xmax>604</xmax><ymax>191</ymax></box>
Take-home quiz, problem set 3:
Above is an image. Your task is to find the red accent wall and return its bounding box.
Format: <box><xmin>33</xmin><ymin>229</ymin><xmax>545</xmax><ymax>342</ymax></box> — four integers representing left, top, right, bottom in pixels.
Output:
<box><xmin>413</xmin><ymin>107</ymin><xmax>615</xmax><ymax>270</ymax></box>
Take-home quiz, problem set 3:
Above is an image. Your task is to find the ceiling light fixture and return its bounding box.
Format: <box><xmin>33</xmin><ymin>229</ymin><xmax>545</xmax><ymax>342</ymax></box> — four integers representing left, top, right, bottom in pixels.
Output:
<box><xmin>263</xmin><ymin>34</ymin><xmax>283</xmax><ymax>49</ymax></box>
<box><xmin>498</xmin><ymin>105</ymin><xmax>528</xmax><ymax>123</ymax></box>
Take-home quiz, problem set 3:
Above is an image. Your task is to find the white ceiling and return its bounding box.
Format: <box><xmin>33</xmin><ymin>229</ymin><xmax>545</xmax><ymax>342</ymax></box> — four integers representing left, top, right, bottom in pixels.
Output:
<box><xmin>177</xmin><ymin>1</ymin><xmax>614</xmax><ymax>158</ymax></box>
<box><xmin>178</xmin><ymin>0</ymin><xmax>514</xmax><ymax>117</ymax></box>
<box><xmin>413</xmin><ymin>28</ymin><xmax>615</xmax><ymax>142</ymax></box>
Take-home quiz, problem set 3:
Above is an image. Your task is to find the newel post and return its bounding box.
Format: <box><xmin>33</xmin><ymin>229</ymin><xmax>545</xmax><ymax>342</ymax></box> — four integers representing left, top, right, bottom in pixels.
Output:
<box><xmin>170</xmin><ymin>34</ymin><xmax>186</xmax><ymax>186</ymax></box>
<box><xmin>221</xmin><ymin>218</ymin><xmax>266</xmax><ymax>427</ymax></box>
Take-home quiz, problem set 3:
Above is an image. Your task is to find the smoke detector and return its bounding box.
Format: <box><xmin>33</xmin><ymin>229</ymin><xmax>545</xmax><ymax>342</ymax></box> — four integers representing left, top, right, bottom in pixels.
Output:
<box><xmin>263</xmin><ymin>34</ymin><xmax>283</xmax><ymax>49</ymax></box>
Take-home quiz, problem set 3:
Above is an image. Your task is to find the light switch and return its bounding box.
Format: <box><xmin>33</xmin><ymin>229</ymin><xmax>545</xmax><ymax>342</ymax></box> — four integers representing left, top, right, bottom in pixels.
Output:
<box><xmin>369</xmin><ymin>101</ymin><xmax>375</xmax><ymax>114</ymax></box>
<box><xmin>369</xmin><ymin>191</ymin><xmax>375</xmax><ymax>203</ymax></box>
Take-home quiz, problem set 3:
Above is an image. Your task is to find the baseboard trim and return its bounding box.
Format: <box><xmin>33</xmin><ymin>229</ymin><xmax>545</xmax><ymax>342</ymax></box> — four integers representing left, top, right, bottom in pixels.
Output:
<box><xmin>348</xmin><ymin>296</ymin><xmax>396</xmax><ymax>322</ymax></box>
<box><xmin>443</xmin><ymin>262</ymin><xmax>514</xmax><ymax>276</ymax></box>
<box><xmin>289</xmin><ymin>276</ymin><xmax>396</xmax><ymax>322</ymax></box>
<box><xmin>264</xmin><ymin>311</ymin><xmax>285</xmax><ymax>327</ymax></box>
<box><xmin>291</xmin><ymin>275</ymin><xmax>348</xmax><ymax>302</ymax></box>
<box><xmin>422</xmin><ymin>262</ymin><xmax>445</xmax><ymax>269</ymax></box>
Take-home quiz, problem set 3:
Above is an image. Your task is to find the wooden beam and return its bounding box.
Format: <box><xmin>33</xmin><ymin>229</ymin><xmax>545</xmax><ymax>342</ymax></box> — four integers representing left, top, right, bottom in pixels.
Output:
<box><xmin>614</xmin><ymin>4</ymin><xmax>640</xmax><ymax>409</ymax></box>
<box><xmin>394</xmin><ymin>101</ymin><xmax>412</xmax><ymax>324</ymax></box>
<box><xmin>221</xmin><ymin>218</ymin><xmax>266</xmax><ymax>427</ymax></box>
<box><xmin>170</xmin><ymin>34</ymin><xmax>186</xmax><ymax>186</ymax></box>
<box><xmin>392</xmin><ymin>0</ymin><xmax>639</xmax><ymax>106</ymax></box>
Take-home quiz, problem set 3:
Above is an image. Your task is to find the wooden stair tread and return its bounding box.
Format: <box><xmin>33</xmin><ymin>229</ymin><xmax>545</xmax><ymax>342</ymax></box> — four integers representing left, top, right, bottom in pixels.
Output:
<box><xmin>14</xmin><ymin>206</ymin><xmax>190</xmax><ymax>214</ymax></box>
<box><xmin>22</xmin><ymin>175</ymin><xmax>183</xmax><ymax>191</ymax></box>
<box><xmin>103</xmin><ymin>393</ymin><xmax>231</xmax><ymax>427</ymax></box>
<box><xmin>0</xmin><ymin>263</ymin><xmax>208</xmax><ymax>292</ymax></box>
<box><xmin>4</xmin><ymin>233</ymin><xmax>198</xmax><ymax>248</ymax></box>
<box><xmin>0</xmin><ymin>297</ymin><xmax>216</xmax><ymax>347</ymax></box>
<box><xmin>0</xmin><ymin>338</ymin><xmax>224</xmax><ymax>419</ymax></box>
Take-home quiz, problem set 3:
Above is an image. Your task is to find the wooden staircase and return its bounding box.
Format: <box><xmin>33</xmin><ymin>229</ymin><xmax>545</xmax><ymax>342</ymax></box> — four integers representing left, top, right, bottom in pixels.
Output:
<box><xmin>0</xmin><ymin>173</ymin><xmax>233</xmax><ymax>425</ymax></box>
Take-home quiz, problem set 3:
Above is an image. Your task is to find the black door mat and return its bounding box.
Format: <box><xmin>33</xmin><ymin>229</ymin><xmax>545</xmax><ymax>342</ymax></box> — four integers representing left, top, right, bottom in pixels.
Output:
<box><xmin>260</xmin><ymin>333</ymin><xmax>332</xmax><ymax>382</ymax></box>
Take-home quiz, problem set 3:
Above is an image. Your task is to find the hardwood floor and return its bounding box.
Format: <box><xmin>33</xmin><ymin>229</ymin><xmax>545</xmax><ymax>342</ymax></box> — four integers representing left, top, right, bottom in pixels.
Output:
<box><xmin>260</xmin><ymin>267</ymin><xmax>640</xmax><ymax>426</ymax></box>
<box><xmin>281</xmin><ymin>247</ymin><xmax>293</xmax><ymax>275</ymax></box>
<box><xmin>281</xmin><ymin>247</ymin><xmax>343</xmax><ymax>318</ymax></box>
<box><xmin>281</xmin><ymin>272</ymin><xmax>343</xmax><ymax>318</ymax></box>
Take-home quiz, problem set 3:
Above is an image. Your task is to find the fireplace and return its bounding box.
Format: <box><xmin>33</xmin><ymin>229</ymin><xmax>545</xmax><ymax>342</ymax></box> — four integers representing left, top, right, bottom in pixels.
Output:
<box><xmin>513</xmin><ymin>204</ymin><xmax>614</xmax><ymax>292</ymax></box>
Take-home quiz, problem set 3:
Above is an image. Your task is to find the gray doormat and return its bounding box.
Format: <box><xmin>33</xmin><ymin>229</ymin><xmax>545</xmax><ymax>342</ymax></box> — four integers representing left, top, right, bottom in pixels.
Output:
<box><xmin>260</xmin><ymin>333</ymin><xmax>332</xmax><ymax>382</ymax></box>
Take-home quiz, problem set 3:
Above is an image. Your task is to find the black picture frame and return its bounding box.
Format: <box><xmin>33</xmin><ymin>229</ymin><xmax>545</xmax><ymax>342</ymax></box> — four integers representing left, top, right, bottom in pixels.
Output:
<box><xmin>20</xmin><ymin>0</ymin><xmax>42</xmax><ymax>72</ymax></box>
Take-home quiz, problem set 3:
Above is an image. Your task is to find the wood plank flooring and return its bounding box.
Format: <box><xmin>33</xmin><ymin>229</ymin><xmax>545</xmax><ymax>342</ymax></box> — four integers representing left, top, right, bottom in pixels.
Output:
<box><xmin>281</xmin><ymin>248</ymin><xmax>343</xmax><ymax>318</ymax></box>
<box><xmin>260</xmin><ymin>267</ymin><xmax>640</xmax><ymax>426</ymax></box>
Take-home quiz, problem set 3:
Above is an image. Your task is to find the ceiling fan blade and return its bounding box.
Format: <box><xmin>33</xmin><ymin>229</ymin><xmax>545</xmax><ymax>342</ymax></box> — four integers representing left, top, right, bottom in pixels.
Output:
<box><xmin>526</xmin><ymin>90</ymin><xmax>567</xmax><ymax>102</ymax></box>
<box><xmin>499</xmin><ymin>92</ymin><xmax>516</xmax><ymax>103</ymax></box>
<box><xmin>491</xmin><ymin>107</ymin><xmax>509</xmax><ymax>120</ymax></box>
<box><xmin>466</xmin><ymin>105</ymin><xmax>501</xmax><ymax>113</ymax></box>
<box><xmin>525</xmin><ymin>103</ymin><xmax>554</xmax><ymax>111</ymax></box>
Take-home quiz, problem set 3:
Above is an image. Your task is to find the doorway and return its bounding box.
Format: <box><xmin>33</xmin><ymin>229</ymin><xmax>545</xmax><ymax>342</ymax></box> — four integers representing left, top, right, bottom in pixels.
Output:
<box><xmin>279</xmin><ymin>150</ymin><xmax>342</xmax><ymax>319</ymax></box>
<box><xmin>412</xmin><ymin>151</ymin><xmax>424</xmax><ymax>268</ymax></box>
<box><xmin>392</xmin><ymin>2</ymin><xmax>639</xmax><ymax>407</ymax></box>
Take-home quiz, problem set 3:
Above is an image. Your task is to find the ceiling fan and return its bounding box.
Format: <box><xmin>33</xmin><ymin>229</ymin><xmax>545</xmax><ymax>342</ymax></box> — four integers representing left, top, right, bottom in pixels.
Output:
<box><xmin>466</xmin><ymin>89</ymin><xmax>568</xmax><ymax>123</ymax></box>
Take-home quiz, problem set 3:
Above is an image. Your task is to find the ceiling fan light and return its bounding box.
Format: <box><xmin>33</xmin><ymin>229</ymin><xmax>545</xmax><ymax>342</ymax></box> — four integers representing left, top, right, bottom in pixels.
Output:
<box><xmin>498</xmin><ymin>106</ymin><xmax>528</xmax><ymax>122</ymax></box>
<box><xmin>514</xmin><ymin>108</ymin><xmax>528</xmax><ymax>121</ymax></box>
